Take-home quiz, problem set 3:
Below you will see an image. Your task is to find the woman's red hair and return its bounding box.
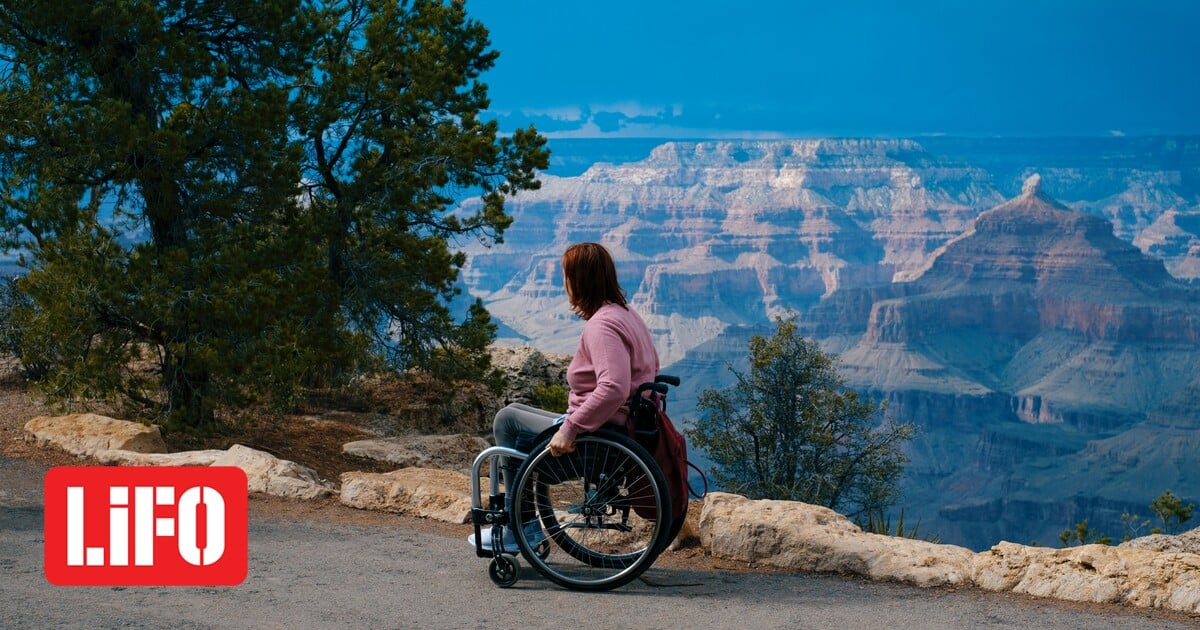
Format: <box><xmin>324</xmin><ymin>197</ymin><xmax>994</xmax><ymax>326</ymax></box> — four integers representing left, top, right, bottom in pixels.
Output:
<box><xmin>562</xmin><ymin>242</ymin><xmax>627</xmax><ymax>319</ymax></box>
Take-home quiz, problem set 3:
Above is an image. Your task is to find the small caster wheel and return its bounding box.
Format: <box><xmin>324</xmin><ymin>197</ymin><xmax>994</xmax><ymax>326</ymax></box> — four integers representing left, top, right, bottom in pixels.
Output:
<box><xmin>534</xmin><ymin>539</ymin><xmax>551</xmax><ymax>560</ymax></box>
<box><xmin>488</xmin><ymin>554</ymin><xmax>519</xmax><ymax>587</ymax></box>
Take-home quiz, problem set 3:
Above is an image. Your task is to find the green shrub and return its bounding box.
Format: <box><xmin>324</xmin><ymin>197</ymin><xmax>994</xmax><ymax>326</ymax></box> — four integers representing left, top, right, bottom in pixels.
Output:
<box><xmin>1058</xmin><ymin>519</ymin><xmax>1111</xmax><ymax>547</ymax></box>
<box><xmin>856</xmin><ymin>509</ymin><xmax>940</xmax><ymax>543</ymax></box>
<box><xmin>687</xmin><ymin>313</ymin><xmax>914</xmax><ymax>519</ymax></box>
<box><xmin>532</xmin><ymin>383</ymin><xmax>568</xmax><ymax>414</ymax></box>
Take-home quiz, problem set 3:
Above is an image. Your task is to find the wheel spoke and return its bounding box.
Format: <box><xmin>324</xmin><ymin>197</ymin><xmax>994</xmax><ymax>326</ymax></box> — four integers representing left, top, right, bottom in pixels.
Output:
<box><xmin>512</xmin><ymin>431</ymin><xmax>670</xmax><ymax>590</ymax></box>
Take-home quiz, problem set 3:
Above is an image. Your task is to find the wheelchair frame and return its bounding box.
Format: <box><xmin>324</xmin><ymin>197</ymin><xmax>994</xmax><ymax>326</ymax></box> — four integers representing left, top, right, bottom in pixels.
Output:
<box><xmin>469</xmin><ymin>376</ymin><xmax>680</xmax><ymax>591</ymax></box>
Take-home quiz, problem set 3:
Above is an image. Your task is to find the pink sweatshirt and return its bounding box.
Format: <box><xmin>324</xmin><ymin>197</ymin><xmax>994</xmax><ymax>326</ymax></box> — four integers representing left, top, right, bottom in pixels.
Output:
<box><xmin>561</xmin><ymin>303</ymin><xmax>660</xmax><ymax>441</ymax></box>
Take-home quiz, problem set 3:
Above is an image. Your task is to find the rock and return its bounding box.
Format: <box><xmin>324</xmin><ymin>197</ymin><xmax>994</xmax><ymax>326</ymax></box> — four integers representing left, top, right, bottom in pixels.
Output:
<box><xmin>1121</xmin><ymin>527</ymin><xmax>1200</xmax><ymax>554</ymax></box>
<box><xmin>973</xmin><ymin>541</ymin><xmax>1200</xmax><ymax>613</ymax></box>
<box><xmin>24</xmin><ymin>415</ymin><xmax>332</xmax><ymax>500</ymax></box>
<box><xmin>1022</xmin><ymin>173</ymin><xmax>1043</xmax><ymax>195</ymax></box>
<box><xmin>93</xmin><ymin>449</ymin><xmax>226</xmax><ymax>467</ymax></box>
<box><xmin>24</xmin><ymin>414</ymin><xmax>168</xmax><ymax>457</ymax></box>
<box><xmin>699</xmin><ymin>492</ymin><xmax>974</xmax><ymax>587</ymax></box>
<box><xmin>488</xmin><ymin>345</ymin><xmax>571</xmax><ymax>407</ymax></box>
<box><xmin>1135</xmin><ymin>209</ymin><xmax>1200</xmax><ymax>279</ymax></box>
<box><xmin>211</xmin><ymin>444</ymin><xmax>335</xmax><ymax>500</ymax></box>
<box><xmin>342</xmin><ymin>434</ymin><xmax>490</xmax><ymax>474</ymax></box>
<box><xmin>339</xmin><ymin>468</ymin><xmax>475</xmax><ymax>523</ymax></box>
<box><xmin>667</xmin><ymin>499</ymin><xmax>704</xmax><ymax>550</ymax></box>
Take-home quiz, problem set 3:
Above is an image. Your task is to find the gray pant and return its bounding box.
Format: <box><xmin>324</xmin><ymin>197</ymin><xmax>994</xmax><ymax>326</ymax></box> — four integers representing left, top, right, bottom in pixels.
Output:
<box><xmin>492</xmin><ymin>403</ymin><xmax>563</xmax><ymax>494</ymax></box>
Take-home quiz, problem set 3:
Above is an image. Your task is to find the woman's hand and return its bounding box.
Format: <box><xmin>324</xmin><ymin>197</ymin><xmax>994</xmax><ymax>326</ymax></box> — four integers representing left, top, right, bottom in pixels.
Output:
<box><xmin>547</xmin><ymin>431</ymin><xmax>576</xmax><ymax>457</ymax></box>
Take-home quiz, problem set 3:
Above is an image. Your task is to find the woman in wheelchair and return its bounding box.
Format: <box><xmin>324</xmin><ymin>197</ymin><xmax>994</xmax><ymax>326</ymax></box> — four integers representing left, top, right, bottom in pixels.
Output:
<box><xmin>469</xmin><ymin>242</ymin><xmax>674</xmax><ymax>590</ymax></box>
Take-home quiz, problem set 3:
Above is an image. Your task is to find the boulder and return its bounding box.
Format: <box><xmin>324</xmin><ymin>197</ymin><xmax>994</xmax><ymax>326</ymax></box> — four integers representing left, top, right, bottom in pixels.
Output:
<box><xmin>211</xmin><ymin>444</ymin><xmax>336</xmax><ymax>500</ymax></box>
<box><xmin>973</xmin><ymin>541</ymin><xmax>1200</xmax><ymax>613</ymax></box>
<box><xmin>96</xmin><ymin>445</ymin><xmax>334</xmax><ymax>500</ymax></box>
<box><xmin>340</xmin><ymin>468</ymin><xmax>475</xmax><ymax>523</ymax></box>
<box><xmin>342</xmin><ymin>434</ymin><xmax>490</xmax><ymax>474</ymax></box>
<box><xmin>94</xmin><ymin>449</ymin><xmax>226</xmax><ymax>467</ymax></box>
<box><xmin>24</xmin><ymin>414</ymin><xmax>168</xmax><ymax>457</ymax></box>
<box><xmin>699</xmin><ymin>492</ymin><xmax>974</xmax><ymax>587</ymax></box>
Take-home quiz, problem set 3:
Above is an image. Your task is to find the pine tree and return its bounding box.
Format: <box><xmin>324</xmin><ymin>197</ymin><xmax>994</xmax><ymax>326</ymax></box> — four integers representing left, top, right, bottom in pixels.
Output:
<box><xmin>1149</xmin><ymin>489</ymin><xmax>1195</xmax><ymax>535</ymax></box>
<box><xmin>0</xmin><ymin>0</ymin><xmax>547</xmax><ymax>428</ymax></box>
<box><xmin>687</xmin><ymin>314</ymin><xmax>914</xmax><ymax>518</ymax></box>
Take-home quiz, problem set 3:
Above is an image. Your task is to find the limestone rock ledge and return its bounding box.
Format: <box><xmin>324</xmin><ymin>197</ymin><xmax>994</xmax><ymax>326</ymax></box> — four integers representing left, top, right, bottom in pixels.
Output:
<box><xmin>93</xmin><ymin>445</ymin><xmax>335</xmax><ymax>501</ymax></box>
<box><xmin>700</xmin><ymin>492</ymin><xmax>974</xmax><ymax>587</ymax></box>
<box><xmin>342</xmin><ymin>434</ymin><xmax>490</xmax><ymax>474</ymax></box>
<box><xmin>24</xmin><ymin>413</ymin><xmax>168</xmax><ymax>457</ymax></box>
<box><xmin>94</xmin><ymin>449</ymin><xmax>226</xmax><ymax>467</ymax></box>
<box><xmin>25</xmin><ymin>415</ymin><xmax>335</xmax><ymax>500</ymax></box>
<box><xmin>340</xmin><ymin>468</ymin><xmax>475</xmax><ymax>523</ymax></box>
<box><xmin>702</xmin><ymin>492</ymin><xmax>1200</xmax><ymax>614</ymax></box>
<box><xmin>973</xmin><ymin>541</ymin><xmax>1200</xmax><ymax>612</ymax></box>
<box><xmin>214</xmin><ymin>444</ymin><xmax>336</xmax><ymax>500</ymax></box>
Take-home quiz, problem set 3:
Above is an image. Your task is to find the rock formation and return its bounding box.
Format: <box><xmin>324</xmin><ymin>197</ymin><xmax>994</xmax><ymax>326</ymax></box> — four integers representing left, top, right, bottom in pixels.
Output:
<box><xmin>701</xmin><ymin>492</ymin><xmax>976</xmax><ymax>587</ymax></box>
<box><xmin>454</xmin><ymin>138</ymin><xmax>1200</xmax><ymax>550</ymax></box>
<box><xmin>24</xmin><ymin>415</ymin><xmax>335</xmax><ymax>500</ymax></box>
<box><xmin>340</xmin><ymin>468</ymin><xmax>475</xmax><ymax>523</ymax></box>
<box><xmin>703</xmin><ymin>492</ymin><xmax>1200</xmax><ymax>614</ymax></box>
<box><xmin>24</xmin><ymin>413</ymin><xmax>168</xmax><ymax>457</ymax></box>
<box><xmin>800</xmin><ymin>176</ymin><xmax>1200</xmax><ymax>549</ymax></box>
<box><xmin>459</xmin><ymin>139</ymin><xmax>1002</xmax><ymax>363</ymax></box>
<box><xmin>460</xmin><ymin>137</ymin><xmax>1200</xmax><ymax>363</ymax></box>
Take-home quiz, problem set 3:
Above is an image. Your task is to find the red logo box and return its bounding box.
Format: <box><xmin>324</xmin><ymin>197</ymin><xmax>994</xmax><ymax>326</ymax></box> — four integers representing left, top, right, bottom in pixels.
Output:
<box><xmin>44</xmin><ymin>466</ymin><xmax>248</xmax><ymax>586</ymax></box>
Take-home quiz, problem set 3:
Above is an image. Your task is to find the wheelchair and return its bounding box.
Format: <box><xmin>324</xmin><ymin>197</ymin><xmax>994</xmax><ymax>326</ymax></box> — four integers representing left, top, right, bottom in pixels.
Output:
<box><xmin>469</xmin><ymin>375</ymin><xmax>682</xmax><ymax>591</ymax></box>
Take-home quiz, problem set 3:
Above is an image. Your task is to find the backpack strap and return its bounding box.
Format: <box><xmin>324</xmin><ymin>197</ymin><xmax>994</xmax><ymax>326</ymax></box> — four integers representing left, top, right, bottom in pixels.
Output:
<box><xmin>685</xmin><ymin>460</ymin><xmax>709</xmax><ymax>499</ymax></box>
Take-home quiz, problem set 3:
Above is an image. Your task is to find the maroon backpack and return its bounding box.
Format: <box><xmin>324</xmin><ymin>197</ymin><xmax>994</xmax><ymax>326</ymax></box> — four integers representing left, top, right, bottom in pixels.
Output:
<box><xmin>626</xmin><ymin>376</ymin><xmax>692</xmax><ymax>524</ymax></box>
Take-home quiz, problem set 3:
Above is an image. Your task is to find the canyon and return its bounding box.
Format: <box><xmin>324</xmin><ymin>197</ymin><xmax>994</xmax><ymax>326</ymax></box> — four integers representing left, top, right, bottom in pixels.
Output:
<box><xmin>456</xmin><ymin>137</ymin><xmax>1200</xmax><ymax>550</ymax></box>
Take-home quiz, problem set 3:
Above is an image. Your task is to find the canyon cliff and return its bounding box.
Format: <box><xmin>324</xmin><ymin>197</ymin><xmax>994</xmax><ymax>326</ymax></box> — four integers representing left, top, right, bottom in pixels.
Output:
<box><xmin>461</xmin><ymin>138</ymin><xmax>1007</xmax><ymax>363</ymax></box>
<box><xmin>456</xmin><ymin>138</ymin><xmax>1200</xmax><ymax>549</ymax></box>
<box><xmin>807</xmin><ymin>174</ymin><xmax>1200</xmax><ymax>548</ymax></box>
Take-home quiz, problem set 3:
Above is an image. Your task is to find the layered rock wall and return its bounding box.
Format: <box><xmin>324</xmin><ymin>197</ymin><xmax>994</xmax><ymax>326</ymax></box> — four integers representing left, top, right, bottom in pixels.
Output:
<box><xmin>459</xmin><ymin>138</ymin><xmax>1200</xmax><ymax>551</ymax></box>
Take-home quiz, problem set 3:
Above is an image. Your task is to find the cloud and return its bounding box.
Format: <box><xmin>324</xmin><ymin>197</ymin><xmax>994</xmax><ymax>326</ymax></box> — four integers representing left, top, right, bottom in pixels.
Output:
<box><xmin>490</xmin><ymin>102</ymin><xmax>805</xmax><ymax>139</ymax></box>
<box><xmin>519</xmin><ymin>105</ymin><xmax>585</xmax><ymax>121</ymax></box>
<box><xmin>491</xmin><ymin>102</ymin><xmax>692</xmax><ymax>138</ymax></box>
<box><xmin>587</xmin><ymin>101</ymin><xmax>673</xmax><ymax>119</ymax></box>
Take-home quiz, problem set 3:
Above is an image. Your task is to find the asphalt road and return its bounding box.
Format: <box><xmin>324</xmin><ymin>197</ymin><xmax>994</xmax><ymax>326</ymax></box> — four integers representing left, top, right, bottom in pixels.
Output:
<box><xmin>2</xmin><ymin>455</ymin><xmax>1194</xmax><ymax>629</ymax></box>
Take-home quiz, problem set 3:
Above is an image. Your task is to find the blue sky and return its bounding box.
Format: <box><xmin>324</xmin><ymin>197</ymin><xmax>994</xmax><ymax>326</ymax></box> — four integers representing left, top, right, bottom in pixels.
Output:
<box><xmin>469</xmin><ymin>0</ymin><xmax>1200</xmax><ymax>138</ymax></box>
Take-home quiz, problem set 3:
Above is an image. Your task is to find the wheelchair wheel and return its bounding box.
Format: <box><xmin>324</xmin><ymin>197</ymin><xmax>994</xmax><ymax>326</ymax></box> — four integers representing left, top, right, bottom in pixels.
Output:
<box><xmin>511</xmin><ymin>429</ymin><xmax>671</xmax><ymax>591</ymax></box>
<box><xmin>488</xmin><ymin>554</ymin><xmax>519</xmax><ymax>588</ymax></box>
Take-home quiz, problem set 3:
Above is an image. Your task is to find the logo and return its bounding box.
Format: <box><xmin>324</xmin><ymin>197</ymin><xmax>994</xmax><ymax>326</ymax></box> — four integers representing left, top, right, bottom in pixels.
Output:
<box><xmin>44</xmin><ymin>466</ymin><xmax>248</xmax><ymax>586</ymax></box>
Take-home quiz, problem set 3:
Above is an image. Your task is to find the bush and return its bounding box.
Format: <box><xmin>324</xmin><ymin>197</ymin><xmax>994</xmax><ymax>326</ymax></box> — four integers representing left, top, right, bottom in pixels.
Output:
<box><xmin>687</xmin><ymin>313</ymin><xmax>914</xmax><ymax>519</ymax></box>
<box><xmin>1059</xmin><ymin>519</ymin><xmax>1111</xmax><ymax>547</ymax></box>
<box><xmin>532</xmin><ymin>383</ymin><xmax>568</xmax><ymax>414</ymax></box>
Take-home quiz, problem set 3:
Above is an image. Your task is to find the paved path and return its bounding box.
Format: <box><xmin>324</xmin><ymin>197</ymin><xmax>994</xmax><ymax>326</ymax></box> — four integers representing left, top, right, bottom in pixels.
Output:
<box><xmin>1</xmin><ymin>456</ymin><xmax>1193</xmax><ymax>629</ymax></box>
